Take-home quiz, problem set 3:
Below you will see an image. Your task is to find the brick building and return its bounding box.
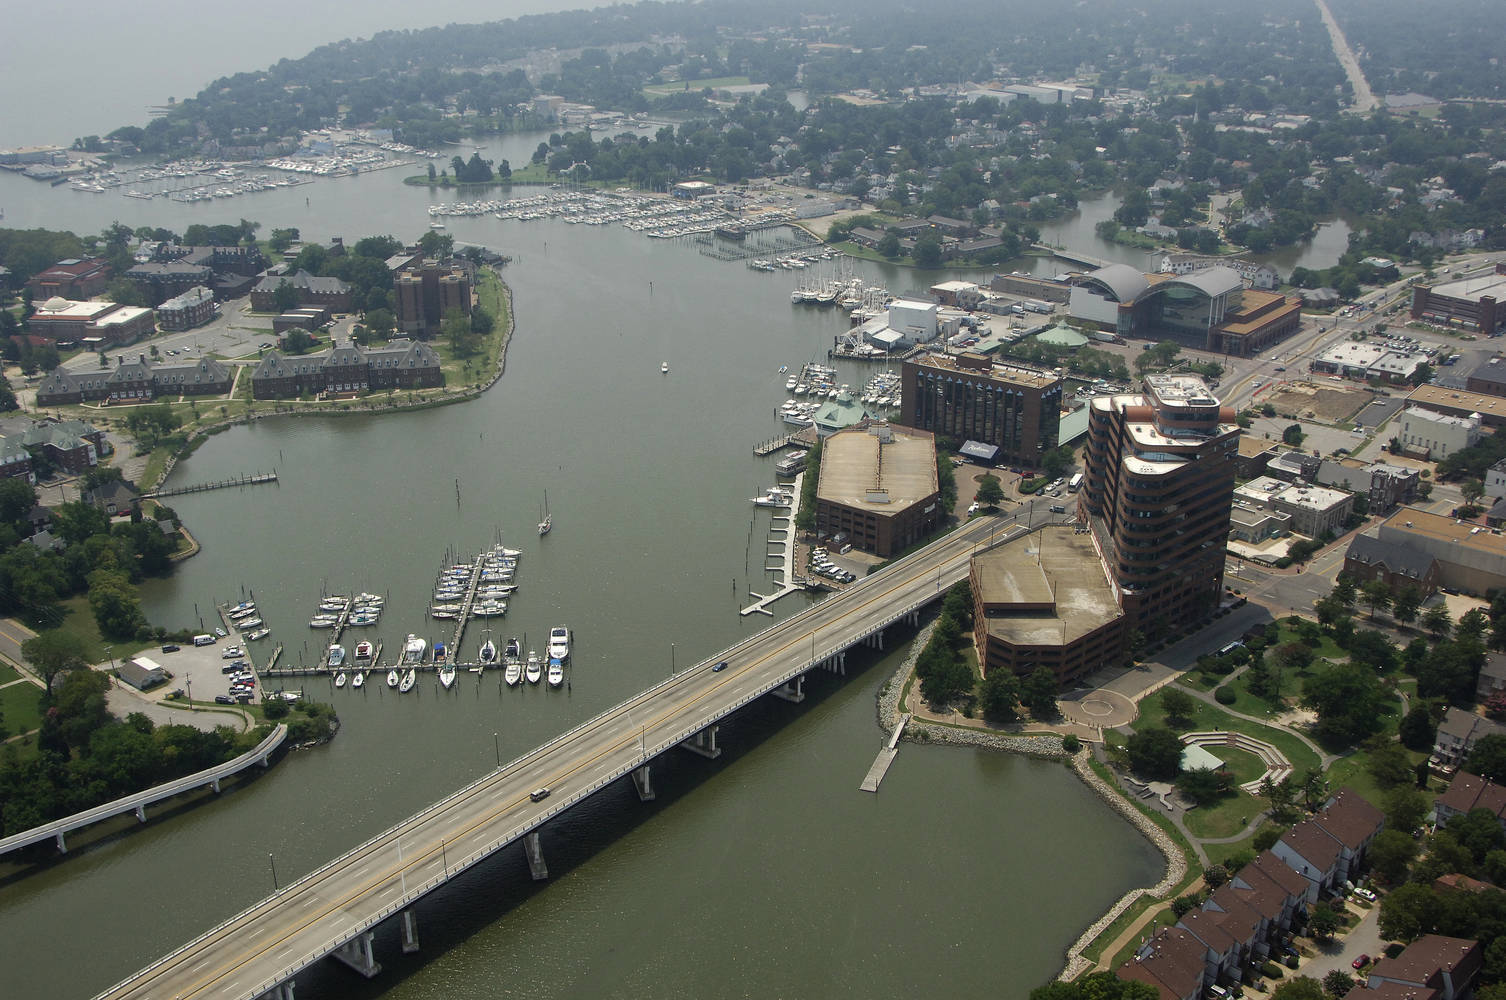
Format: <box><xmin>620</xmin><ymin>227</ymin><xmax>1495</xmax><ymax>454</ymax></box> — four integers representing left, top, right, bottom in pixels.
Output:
<box><xmin>813</xmin><ymin>423</ymin><xmax>940</xmax><ymax>557</ymax></box>
<box><xmin>249</xmin><ymin>270</ymin><xmax>353</xmax><ymax>313</ymax></box>
<box><xmin>900</xmin><ymin>352</ymin><xmax>1063</xmax><ymax>469</ymax></box>
<box><xmin>250</xmin><ymin>339</ymin><xmax>444</xmax><ymax>399</ymax></box>
<box><xmin>393</xmin><ymin>259</ymin><xmax>473</xmax><ymax>338</ymax></box>
<box><xmin>28</xmin><ymin>257</ymin><xmax>112</xmax><ymax>299</ymax></box>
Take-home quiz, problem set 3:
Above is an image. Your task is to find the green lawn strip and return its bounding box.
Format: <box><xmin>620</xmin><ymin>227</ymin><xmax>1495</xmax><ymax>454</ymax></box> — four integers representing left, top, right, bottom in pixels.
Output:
<box><xmin>1323</xmin><ymin>747</ymin><xmax>1426</xmax><ymax>806</ymax></box>
<box><xmin>1178</xmin><ymin>671</ymin><xmax>1220</xmax><ymax>692</ymax></box>
<box><xmin>1275</xmin><ymin>624</ymin><xmax>1346</xmax><ymax>661</ymax></box>
<box><xmin>1205</xmin><ymin>824</ymin><xmax>1281</xmax><ymax>869</ymax></box>
<box><xmin>643</xmin><ymin>75</ymin><xmax>752</xmax><ymax>96</ymax></box>
<box><xmin>0</xmin><ymin>680</ymin><xmax>45</xmax><ymax>736</ymax></box>
<box><xmin>1135</xmin><ymin>692</ymin><xmax>1322</xmax><ymax>779</ymax></box>
<box><xmin>25</xmin><ymin>596</ymin><xmax>154</xmax><ymax>665</ymax></box>
<box><xmin>0</xmin><ymin>661</ymin><xmax>20</xmax><ymax>684</ymax></box>
<box><xmin>1081</xmin><ymin>758</ymin><xmax>1202</xmax><ymax>968</ymax></box>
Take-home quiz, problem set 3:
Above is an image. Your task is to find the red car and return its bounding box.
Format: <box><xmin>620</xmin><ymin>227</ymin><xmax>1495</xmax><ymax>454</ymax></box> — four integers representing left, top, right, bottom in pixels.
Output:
<box><xmin>1353</xmin><ymin>955</ymin><xmax>1370</xmax><ymax>970</ymax></box>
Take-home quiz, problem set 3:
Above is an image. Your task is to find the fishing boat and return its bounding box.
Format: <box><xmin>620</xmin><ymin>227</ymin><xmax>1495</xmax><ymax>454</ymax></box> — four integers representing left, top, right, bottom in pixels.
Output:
<box><xmin>439</xmin><ymin>663</ymin><xmax>456</xmax><ymax>689</ymax></box>
<box><xmin>547</xmin><ymin>657</ymin><xmax>564</xmax><ymax>688</ymax></box>
<box><xmin>399</xmin><ymin>668</ymin><xmax>417</xmax><ymax>693</ymax></box>
<box><xmin>750</xmin><ymin>488</ymin><xmax>793</xmax><ymax>508</ymax></box>
<box><xmin>403</xmin><ymin>634</ymin><xmax>427</xmax><ymax>663</ymax></box>
<box><xmin>327</xmin><ymin>644</ymin><xmax>346</xmax><ymax>668</ymax></box>
<box><xmin>334</xmin><ymin>671</ymin><xmax>347</xmax><ymax>688</ymax></box>
<box><xmin>387</xmin><ymin>668</ymin><xmax>400</xmax><ymax>688</ymax></box>
<box><xmin>538</xmin><ymin>490</ymin><xmax>552</xmax><ymax>536</ymax></box>
<box><xmin>479</xmin><ymin>638</ymin><xmax>498</xmax><ymax>663</ymax></box>
<box><xmin>355</xmin><ymin>640</ymin><xmax>373</xmax><ymax>661</ymax></box>
<box><xmin>352</xmin><ymin>670</ymin><xmax>365</xmax><ymax>689</ymax></box>
<box><xmin>525</xmin><ymin>650</ymin><xmax>543</xmax><ymax>684</ymax></box>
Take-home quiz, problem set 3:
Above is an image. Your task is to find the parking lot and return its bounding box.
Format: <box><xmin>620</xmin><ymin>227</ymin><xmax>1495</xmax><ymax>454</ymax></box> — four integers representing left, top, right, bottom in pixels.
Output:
<box><xmin>147</xmin><ymin>633</ymin><xmax>260</xmax><ymax>706</ymax></box>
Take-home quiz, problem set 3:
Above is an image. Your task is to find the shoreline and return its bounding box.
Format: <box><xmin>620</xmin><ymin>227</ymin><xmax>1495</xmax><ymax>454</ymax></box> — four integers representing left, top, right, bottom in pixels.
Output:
<box><xmin>875</xmin><ymin>621</ymin><xmax>1189</xmax><ymax>983</ymax></box>
<box><xmin>146</xmin><ymin>271</ymin><xmax>516</xmax><ymax>492</ymax></box>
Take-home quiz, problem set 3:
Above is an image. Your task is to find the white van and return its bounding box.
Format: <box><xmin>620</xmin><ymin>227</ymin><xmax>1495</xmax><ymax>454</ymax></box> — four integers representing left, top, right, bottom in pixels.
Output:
<box><xmin>193</xmin><ymin>634</ymin><xmax>216</xmax><ymax>646</ymax></box>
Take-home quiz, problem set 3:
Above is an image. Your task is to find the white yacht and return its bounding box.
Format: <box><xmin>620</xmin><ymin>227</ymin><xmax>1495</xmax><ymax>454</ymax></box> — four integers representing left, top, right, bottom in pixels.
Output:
<box><xmin>547</xmin><ymin>657</ymin><xmax>565</xmax><ymax>688</ymax></box>
<box><xmin>525</xmin><ymin>650</ymin><xmax>543</xmax><ymax>684</ymax></box>
<box><xmin>327</xmin><ymin>645</ymin><xmax>346</xmax><ymax>668</ymax></box>
<box><xmin>399</xmin><ymin>668</ymin><xmax>417</xmax><ymax>693</ymax></box>
<box><xmin>548</xmin><ymin>626</ymin><xmax>571</xmax><ymax>661</ymax></box>
<box><xmin>334</xmin><ymin>671</ymin><xmax>347</xmax><ymax>688</ymax></box>
<box><xmin>403</xmin><ymin>634</ymin><xmax>427</xmax><ymax>663</ymax></box>
<box><xmin>439</xmin><ymin>664</ymin><xmax>456</xmax><ymax>690</ymax></box>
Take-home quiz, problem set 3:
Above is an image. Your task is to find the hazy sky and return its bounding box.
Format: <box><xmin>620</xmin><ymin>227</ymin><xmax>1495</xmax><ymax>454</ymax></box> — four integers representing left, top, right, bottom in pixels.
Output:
<box><xmin>1</xmin><ymin>0</ymin><xmax>611</xmax><ymax>147</ymax></box>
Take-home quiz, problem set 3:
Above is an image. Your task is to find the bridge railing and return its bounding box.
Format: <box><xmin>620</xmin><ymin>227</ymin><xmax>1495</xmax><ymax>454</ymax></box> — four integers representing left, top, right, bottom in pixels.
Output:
<box><xmin>0</xmin><ymin>724</ymin><xmax>287</xmax><ymax>858</ymax></box>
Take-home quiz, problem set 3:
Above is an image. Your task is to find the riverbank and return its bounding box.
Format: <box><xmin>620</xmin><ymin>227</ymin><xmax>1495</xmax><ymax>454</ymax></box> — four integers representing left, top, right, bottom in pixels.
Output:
<box><xmin>875</xmin><ymin>623</ymin><xmax>1194</xmax><ymax>983</ymax></box>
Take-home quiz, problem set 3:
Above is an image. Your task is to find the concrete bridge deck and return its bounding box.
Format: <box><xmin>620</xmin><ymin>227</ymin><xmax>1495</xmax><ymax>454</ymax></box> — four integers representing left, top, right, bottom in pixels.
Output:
<box><xmin>95</xmin><ymin>514</ymin><xmax>1031</xmax><ymax>1000</ymax></box>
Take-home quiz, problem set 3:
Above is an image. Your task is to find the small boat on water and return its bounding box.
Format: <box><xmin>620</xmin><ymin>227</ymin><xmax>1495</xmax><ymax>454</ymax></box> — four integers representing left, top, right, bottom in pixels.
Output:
<box><xmin>387</xmin><ymin>669</ymin><xmax>400</xmax><ymax>688</ymax></box>
<box><xmin>246</xmin><ymin>628</ymin><xmax>271</xmax><ymax>641</ymax></box>
<box><xmin>439</xmin><ymin>664</ymin><xmax>456</xmax><ymax>689</ymax></box>
<box><xmin>327</xmin><ymin>645</ymin><xmax>346</xmax><ymax>668</ymax></box>
<box><xmin>504</xmin><ymin>656</ymin><xmax>522</xmax><ymax>686</ymax></box>
<box><xmin>433</xmin><ymin>641</ymin><xmax>447</xmax><ymax>665</ymax></box>
<box><xmin>404</xmin><ymin>634</ymin><xmax>427</xmax><ymax>663</ymax></box>
<box><xmin>661</xmin><ymin>361</ymin><xmax>670</xmax><ymax>374</ymax></box>
<box><xmin>309</xmin><ymin>617</ymin><xmax>338</xmax><ymax>628</ymax></box>
<box><xmin>334</xmin><ymin>671</ymin><xmax>347</xmax><ymax>688</ymax></box>
<box><xmin>525</xmin><ymin>650</ymin><xmax>543</xmax><ymax>684</ymax></box>
<box><xmin>480</xmin><ymin>638</ymin><xmax>497</xmax><ymax>663</ymax></box>
<box><xmin>399</xmin><ymin>668</ymin><xmax>417</xmax><ymax>693</ymax></box>
<box><xmin>229</xmin><ymin>606</ymin><xmax>257</xmax><ymax>621</ymax></box>
<box><xmin>547</xmin><ymin>657</ymin><xmax>564</xmax><ymax>688</ymax></box>
<box><xmin>548</xmin><ymin>625</ymin><xmax>571</xmax><ymax>661</ymax></box>
<box><xmin>352</xmin><ymin>670</ymin><xmax>365</xmax><ymax>689</ymax></box>
<box><xmin>505</xmin><ymin>637</ymin><xmax>521</xmax><ymax>661</ymax></box>
<box><xmin>355</xmin><ymin>640</ymin><xmax>373</xmax><ymax>661</ymax></box>
<box><xmin>230</xmin><ymin>601</ymin><xmax>255</xmax><ymax>613</ymax></box>
<box><xmin>238</xmin><ymin>617</ymin><xmax>263</xmax><ymax>629</ymax></box>
<box><xmin>538</xmin><ymin>491</ymin><xmax>551</xmax><ymax>536</ymax></box>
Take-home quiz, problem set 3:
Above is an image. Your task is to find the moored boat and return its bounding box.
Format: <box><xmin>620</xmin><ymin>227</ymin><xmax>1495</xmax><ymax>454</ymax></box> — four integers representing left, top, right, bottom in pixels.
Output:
<box><xmin>439</xmin><ymin>664</ymin><xmax>456</xmax><ymax>689</ymax></box>
<box><xmin>525</xmin><ymin>651</ymin><xmax>542</xmax><ymax>684</ymax></box>
<box><xmin>433</xmin><ymin>641</ymin><xmax>447</xmax><ymax>665</ymax></box>
<box><xmin>547</xmin><ymin>657</ymin><xmax>564</xmax><ymax>688</ymax></box>
<box><xmin>334</xmin><ymin>671</ymin><xmax>347</xmax><ymax>688</ymax></box>
<box><xmin>387</xmin><ymin>669</ymin><xmax>400</xmax><ymax>688</ymax></box>
<box><xmin>355</xmin><ymin>640</ymin><xmax>373</xmax><ymax>661</ymax></box>
<box><xmin>479</xmin><ymin>639</ymin><xmax>497</xmax><ymax>663</ymax></box>
<box><xmin>548</xmin><ymin>625</ymin><xmax>571</xmax><ymax>661</ymax></box>
<box><xmin>504</xmin><ymin>657</ymin><xmax>522</xmax><ymax>686</ymax></box>
<box><xmin>327</xmin><ymin>644</ymin><xmax>346</xmax><ymax>668</ymax></box>
<box><xmin>403</xmin><ymin>634</ymin><xmax>427</xmax><ymax>663</ymax></box>
<box><xmin>399</xmin><ymin>668</ymin><xmax>417</xmax><ymax>693</ymax></box>
<box><xmin>246</xmin><ymin>628</ymin><xmax>271</xmax><ymax>641</ymax></box>
<box><xmin>352</xmin><ymin>670</ymin><xmax>365</xmax><ymax>689</ymax></box>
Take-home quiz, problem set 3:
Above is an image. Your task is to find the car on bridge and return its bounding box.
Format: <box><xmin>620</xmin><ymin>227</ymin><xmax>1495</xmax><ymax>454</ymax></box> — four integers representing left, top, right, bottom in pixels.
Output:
<box><xmin>530</xmin><ymin>787</ymin><xmax>551</xmax><ymax>802</ymax></box>
<box><xmin>713</xmin><ymin>661</ymin><xmax>728</xmax><ymax>672</ymax></box>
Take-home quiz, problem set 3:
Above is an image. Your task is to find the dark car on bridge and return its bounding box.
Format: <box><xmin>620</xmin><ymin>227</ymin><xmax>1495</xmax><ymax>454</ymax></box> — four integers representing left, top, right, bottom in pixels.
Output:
<box><xmin>712</xmin><ymin>661</ymin><xmax>728</xmax><ymax>672</ymax></box>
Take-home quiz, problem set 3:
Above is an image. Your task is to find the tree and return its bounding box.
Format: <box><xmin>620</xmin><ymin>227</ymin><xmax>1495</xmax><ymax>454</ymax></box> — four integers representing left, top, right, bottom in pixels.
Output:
<box><xmin>975</xmin><ymin>475</ymin><xmax>1004</xmax><ymax>508</ymax></box>
<box><xmin>87</xmin><ymin>568</ymin><xmax>147</xmax><ymax>639</ymax></box>
<box><xmin>0</xmin><ymin>477</ymin><xmax>37</xmax><ymax>527</ymax></box>
<box><xmin>1161</xmin><ymin>687</ymin><xmax>1197</xmax><ymax>729</ymax></box>
<box><xmin>1379</xmin><ymin>882</ymin><xmax>1441</xmax><ymax>942</ymax></box>
<box><xmin>1466</xmin><ymin>734</ymin><xmax>1506</xmax><ymax>781</ymax></box>
<box><xmin>1308</xmin><ymin>902</ymin><xmax>1341</xmax><ymax>940</ymax></box>
<box><xmin>1020</xmin><ymin>666</ymin><xmax>1058</xmax><ymax>719</ymax></box>
<box><xmin>1424</xmin><ymin>604</ymin><xmax>1453</xmax><ymax>640</ymax></box>
<box><xmin>1324</xmin><ymin>972</ymin><xmax>1356</xmax><ymax>999</ymax></box>
<box><xmin>1263</xmin><ymin>775</ymin><xmax>1300</xmax><ymax>824</ymax></box>
<box><xmin>1041</xmin><ymin>446</ymin><xmax>1076</xmax><ymax>480</ymax></box>
<box><xmin>1464</xmin><ymin>480</ymin><xmax>1486</xmax><ymax>504</ymax></box>
<box><xmin>876</xmin><ymin>233</ymin><xmax>900</xmax><ymax>258</ymax></box>
<box><xmin>1272</xmin><ymin>977</ymin><xmax>1328</xmax><ymax>1000</ymax></box>
<box><xmin>417</xmin><ymin>230</ymin><xmax>454</xmax><ymax>259</ymax></box>
<box><xmin>1126</xmin><ymin>727</ymin><xmax>1184</xmax><ymax>780</ymax></box>
<box><xmin>1367</xmin><ymin>740</ymin><xmax>1415</xmax><ymax>789</ymax></box>
<box><xmin>470</xmin><ymin>306</ymin><xmax>495</xmax><ymax>336</ymax></box>
<box><xmin>980</xmin><ymin>669</ymin><xmax>1020</xmax><ymax>723</ymax></box>
<box><xmin>1283</xmin><ymin>423</ymin><xmax>1306</xmax><ymax>446</ymax></box>
<box><xmin>912</xmin><ymin>233</ymin><xmax>943</xmax><ymax>268</ymax></box>
<box><xmin>1361</xmin><ymin>579</ymin><xmax>1393</xmax><ymax>619</ymax></box>
<box><xmin>1449</xmin><ymin>807</ymin><xmax>1506</xmax><ymax>863</ymax></box>
<box><xmin>123</xmin><ymin>404</ymin><xmax>182</xmax><ymax>451</ymax></box>
<box><xmin>1368</xmin><ymin>828</ymin><xmax>1420</xmax><ymax>883</ymax></box>
<box><xmin>1392</xmin><ymin>585</ymin><xmax>1423</xmax><ymax>627</ymax></box>
<box><xmin>271</xmin><ymin>279</ymin><xmax>299</xmax><ymax>313</ymax></box>
<box><xmin>1302</xmin><ymin>663</ymin><xmax>1387</xmax><ymax>748</ymax></box>
<box><xmin>364</xmin><ymin>307</ymin><xmax>395</xmax><ymax>340</ymax></box>
<box><xmin>1204</xmin><ymin>863</ymin><xmax>1229</xmax><ymax>889</ymax></box>
<box><xmin>1179</xmin><ymin>766</ymin><xmax>1234</xmax><ymax>805</ymax></box>
<box><xmin>20</xmin><ymin>629</ymin><xmax>90</xmax><ymax>694</ymax></box>
<box><xmin>1399</xmin><ymin>705</ymin><xmax>1437</xmax><ymax>751</ymax></box>
<box><xmin>443</xmin><ymin>307</ymin><xmax>476</xmax><ymax>357</ymax></box>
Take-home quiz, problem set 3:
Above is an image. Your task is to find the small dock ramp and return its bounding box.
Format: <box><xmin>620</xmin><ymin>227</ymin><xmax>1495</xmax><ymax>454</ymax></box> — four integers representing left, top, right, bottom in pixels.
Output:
<box><xmin>860</xmin><ymin>714</ymin><xmax>910</xmax><ymax>792</ymax></box>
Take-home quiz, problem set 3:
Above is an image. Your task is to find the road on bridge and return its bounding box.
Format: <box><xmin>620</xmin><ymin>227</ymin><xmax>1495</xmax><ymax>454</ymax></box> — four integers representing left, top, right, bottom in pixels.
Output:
<box><xmin>98</xmin><ymin>512</ymin><xmax>1024</xmax><ymax>1000</ymax></box>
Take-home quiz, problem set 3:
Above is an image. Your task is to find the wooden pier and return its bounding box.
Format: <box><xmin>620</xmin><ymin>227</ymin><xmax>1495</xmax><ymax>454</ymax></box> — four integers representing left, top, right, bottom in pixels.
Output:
<box><xmin>860</xmin><ymin>714</ymin><xmax>911</xmax><ymax>792</ymax></box>
<box><xmin>143</xmin><ymin>471</ymin><xmax>277</xmax><ymax>499</ymax></box>
<box><xmin>753</xmin><ymin>431</ymin><xmax>804</xmax><ymax>456</ymax></box>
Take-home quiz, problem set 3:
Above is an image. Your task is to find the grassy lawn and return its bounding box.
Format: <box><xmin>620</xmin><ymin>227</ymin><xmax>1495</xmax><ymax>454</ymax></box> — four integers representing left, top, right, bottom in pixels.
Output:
<box><xmin>24</xmin><ymin>595</ymin><xmax>154</xmax><ymax>665</ymax></box>
<box><xmin>1135</xmin><ymin>692</ymin><xmax>1323</xmax><ymax>779</ymax></box>
<box><xmin>1275</xmin><ymin>623</ymin><xmax>1347</xmax><ymax>661</ymax></box>
<box><xmin>1323</xmin><ymin>745</ymin><xmax>1426</xmax><ymax>806</ymax></box>
<box><xmin>1205</xmin><ymin>824</ymin><xmax>1282</xmax><ymax>869</ymax></box>
<box><xmin>0</xmin><ymin>661</ymin><xmax>20</xmax><ymax>684</ymax></box>
<box><xmin>0</xmin><ymin>679</ymin><xmax>45</xmax><ymax>736</ymax></box>
<box><xmin>644</xmin><ymin>75</ymin><xmax>752</xmax><ymax>97</ymax></box>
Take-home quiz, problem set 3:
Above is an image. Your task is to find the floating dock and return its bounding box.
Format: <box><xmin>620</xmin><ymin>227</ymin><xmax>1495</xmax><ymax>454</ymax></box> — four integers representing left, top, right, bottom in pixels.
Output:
<box><xmin>144</xmin><ymin>471</ymin><xmax>277</xmax><ymax>498</ymax></box>
<box><xmin>860</xmin><ymin>714</ymin><xmax>911</xmax><ymax>792</ymax></box>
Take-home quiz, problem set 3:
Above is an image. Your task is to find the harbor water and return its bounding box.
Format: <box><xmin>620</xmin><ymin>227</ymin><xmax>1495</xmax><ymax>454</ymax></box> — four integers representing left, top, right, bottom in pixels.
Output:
<box><xmin>0</xmin><ymin>133</ymin><xmax>1168</xmax><ymax>999</ymax></box>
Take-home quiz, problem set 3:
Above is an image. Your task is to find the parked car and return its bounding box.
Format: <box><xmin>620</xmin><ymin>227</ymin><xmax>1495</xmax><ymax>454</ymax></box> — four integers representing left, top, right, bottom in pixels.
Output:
<box><xmin>1355</xmin><ymin>887</ymin><xmax>1377</xmax><ymax>902</ymax></box>
<box><xmin>221</xmin><ymin>645</ymin><xmax>242</xmax><ymax>658</ymax></box>
<box><xmin>161</xmin><ymin>644</ymin><xmax>180</xmax><ymax>653</ymax></box>
<box><xmin>1353</xmin><ymin>955</ymin><xmax>1370</xmax><ymax>970</ymax></box>
<box><xmin>214</xmin><ymin>695</ymin><xmax>236</xmax><ymax>705</ymax></box>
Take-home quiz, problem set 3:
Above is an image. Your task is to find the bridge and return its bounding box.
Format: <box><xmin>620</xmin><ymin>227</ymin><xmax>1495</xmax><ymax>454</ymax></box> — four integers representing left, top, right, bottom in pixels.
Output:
<box><xmin>0</xmin><ymin>724</ymin><xmax>287</xmax><ymax>857</ymax></box>
<box><xmin>1032</xmin><ymin>242</ymin><xmax>1113</xmax><ymax>270</ymax></box>
<box><xmin>95</xmin><ymin>513</ymin><xmax>1033</xmax><ymax>1000</ymax></box>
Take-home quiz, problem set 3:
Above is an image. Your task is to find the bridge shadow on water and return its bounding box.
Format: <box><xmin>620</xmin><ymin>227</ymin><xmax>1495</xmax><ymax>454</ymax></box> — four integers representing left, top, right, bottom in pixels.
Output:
<box><xmin>296</xmin><ymin>620</ymin><xmax>921</xmax><ymax>999</ymax></box>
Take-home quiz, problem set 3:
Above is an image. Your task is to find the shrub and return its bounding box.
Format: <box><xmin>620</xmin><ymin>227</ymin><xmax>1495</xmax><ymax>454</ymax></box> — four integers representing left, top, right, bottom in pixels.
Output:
<box><xmin>1062</xmin><ymin>734</ymin><xmax>1081</xmax><ymax>753</ymax></box>
<box><xmin>1215</xmin><ymin>686</ymin><xmax>1237</xmax><ymax>705</ymax></box>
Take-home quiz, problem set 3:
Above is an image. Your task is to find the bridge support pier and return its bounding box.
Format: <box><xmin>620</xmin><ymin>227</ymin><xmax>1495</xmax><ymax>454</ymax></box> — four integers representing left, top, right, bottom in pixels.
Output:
<box><xmin>401</xmin><ymin>909</ymin><xmax>420</xmax><ymax>954</ymax></box>
<box><xmin>772</xmin><ymin>675</ymin><xmax>805</xmax><ymax>703</ymax></box>
<box><xmin>258</xmin><ymin>981</ymin><xmax>295</xmax><ymax>1000</ymax></box>
<box><xmin>524</xmin><ymin>832</ymin><xmax>549</xmax><ymax>880</ymax></box>
<box><xmin>631</xmin><ymin>764</ymin><xmax>655</xmax><ymax>801</ymax></box>
<box><xmin>680</xmin><ymin>725</ymin><xmax>721</xmax><ymax>759</ymax></box>
<box><xmin>332</xmin><ymin>931</ymin><xmax>381</xmax><ymax>978</ymax></box>
<box><xmin>260</xmin><ymin>752</ymin><xmax>272</xmax><ymax>768</ymax></box>
<box><xmin>134</xmin><ymin>804</ymin><xmax>147</xmax><ymax>823</ymax></box>
<box><xmin>55</xmin><ymin>831</ymin><xmax>67</xmax><ymax>853</ymax></box>
<box><xmin>211</xmin><ymin>777</ymin><xmax>222</xmax><ymax>793</ymax></box>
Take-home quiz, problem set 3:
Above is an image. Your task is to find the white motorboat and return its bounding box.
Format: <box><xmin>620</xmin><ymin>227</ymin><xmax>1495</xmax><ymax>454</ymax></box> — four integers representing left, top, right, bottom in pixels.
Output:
<box><xmin>387</xmin><ymin>669</ymin><xmax>400</xmax><ymax>688</ymax></box>
<box><xmin>547</xmin><ymin>657</ymin><xmax>564</xmax><ymax>688</ymax></box>
<box><xmin>399</xmin><ymin>668</ymin><xmax>417</xmax><ymax>693</ymax></box>
<box><xmin>403</xmin><ymin>634</ymin><xmax>427</xmax><ymax>663</ymax></box>
<box><xmin>352</xmin><ymin>670</ymin><xmax>365</xmax><ymax>689</ymax></box>
<box><xmin>548</xmin><ymin>625</ymin><xmax>571</xmax><ymax>661</ymax></box>
<box><xmin>750</xmin><ymin>489</ymin><xmax>792</xmax><ymax>508</ymax></box>
<box><xmin>327</xmin><ymin>645</ymin><xmax>346</xmax><ymax>668</ymax></box>
<box><xmin>661</xmin><ymin>361</ymin><xmax>670</xmax><ymax>374</ymax></box>
<box><xmin>504</xmin><ymin>657</ymin><xmax>522</xmax><ymax>686</ymax></box>
<box><xmin>505</xmin><ymin>637</ymin><xmax>521</xmax><ymax>661</ymax></box>
<box><xmin>334</xmin><ymin>671</ymin><xmax>347</xmax><ymax>688</ymax></box>
<box><xmin>239</xmin><ymin>617</ymin><xmax>263</xmax><ymax>629</ymax></box>
<box><xmin>355</xmin><ymin>640</ymin><xmax>373</xmax><ymax>661</ymax></box>
<box><xmin>525</xmin><ymin>651</ymin><xmax>543</xmax><ymax>684</ymax></box>
<box><xmin>480</xmin><ymin>638</ymin><xmax>497</xmax><ymax>663</ymax></box>
<box><xmin>246</xmin><ymin>628</ymin><xmax>271</xmax><ymax>641</ymax></box>
<box><xmin>439</xmin><ymin>664</ymin><xmax>456</xmax><ymax>689</ymax></box>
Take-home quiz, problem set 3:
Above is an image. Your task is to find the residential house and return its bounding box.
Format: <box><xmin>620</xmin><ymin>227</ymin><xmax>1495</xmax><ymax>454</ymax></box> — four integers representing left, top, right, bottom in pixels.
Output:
<box><xmin>1479</xmin><ymin>654</ymin><xmax>1506</xmax><ymax>704</ymax></box>
<box><xmin>1342</xmin><ymin>534</ymin><xmax>1440</xmax><ymax>597</ymax></box>
<box><xmin>1367</xmin><ymin>936</ymin><xmax>1482</xmax><ymax>1000</ymax></box>
<box><xmin>19</xmin><ymin>419</ymin><xmax>106</xmax><ymax>474</ymax></box>
<box><xmin>84</xmin><ymin>478</ymin><xmax>140</xmax><ymax>517</ymax></box>
<box><xmin>1432</xmin><ymin>708</ymin><xmax>1506</xmax><ymax>775</ymax></box>
<box><xmin>1434</xmin><ymin>772</ymin><xmax>1506</xmax><ymax>831</ymax></box>
<box><xmin>1118</xmin><ymin>927</ymin><xmax>1209</xmax><ymax>1000</ymax></box>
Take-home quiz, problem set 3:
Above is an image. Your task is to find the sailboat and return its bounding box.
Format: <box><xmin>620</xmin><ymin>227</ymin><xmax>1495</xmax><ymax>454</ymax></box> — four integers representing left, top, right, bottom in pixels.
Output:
<box><xmin>538</xmin><ymin>490</ymin><xmax>552</xmax><ymax>536</ymax></box>
<box><xmin>479</xmin><ymin>637</ymin><xmax>497</xmax><ymax>664</ymax></box>
<box><xmin>387</xmin><ymin>668</ymin><xmax>400</xmax><ymax>688</ymax></box>
<box><xmin>351</xmin><ymin>670</ymin><xmax>365</xmax><ymax>689</ymax></box>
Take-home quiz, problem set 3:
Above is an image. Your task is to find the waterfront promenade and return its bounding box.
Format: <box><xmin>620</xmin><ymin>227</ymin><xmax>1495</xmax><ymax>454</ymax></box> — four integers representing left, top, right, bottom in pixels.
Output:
<box><xmin>96</xmin><ymin>513</ymin><xmax>1020</xmax><ymax>1000</ymax></box>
